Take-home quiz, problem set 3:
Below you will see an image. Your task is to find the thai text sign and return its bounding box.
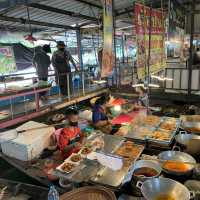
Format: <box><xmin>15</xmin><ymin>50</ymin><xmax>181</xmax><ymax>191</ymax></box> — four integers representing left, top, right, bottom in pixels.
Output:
<box><xmin>101</xmin><ymin>0</ymin><xmax>114</xmax><ymax>78</ymax></box>
<box><xmin>0</xmin><ymin>46</ymin><xmax>16</xmax><ymax>74</ymax></box>
<box><xmin>135</xmin><ymin>3</ymin><xmax>166</xmax><ymax>79</ymax></box>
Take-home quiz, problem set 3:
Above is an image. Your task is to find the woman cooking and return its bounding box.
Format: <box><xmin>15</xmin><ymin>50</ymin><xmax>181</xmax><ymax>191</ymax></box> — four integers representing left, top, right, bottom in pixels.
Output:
<box><xmin>92</xmin><ymin>96</ymin><xmax>119</xmax><ymax>134</ymax></box>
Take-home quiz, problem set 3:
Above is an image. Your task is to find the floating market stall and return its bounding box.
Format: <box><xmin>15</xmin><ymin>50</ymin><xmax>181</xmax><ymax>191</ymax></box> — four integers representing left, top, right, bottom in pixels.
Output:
<box><xmin>0</xmin><ymin>0</ymin><xmax>200</xmax><ymax>199</ymax></box>
<box><xmin>1</xmin><ymin>97</ymin><xmax>200</xmax><ymax>199</ymax></box>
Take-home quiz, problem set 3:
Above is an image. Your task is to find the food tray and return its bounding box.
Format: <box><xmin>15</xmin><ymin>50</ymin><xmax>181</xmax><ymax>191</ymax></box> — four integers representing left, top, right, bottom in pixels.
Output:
<box><xmin>147</xmin><ymin>117</ymin><xmax>180</xmax><ymax>146</ymax></box>
<box><xmin>126</xmin><ymin>117</ymin><xmax>179</xmax><ymax>146</ymax></box>
<box><xmin>65</xmin><ymin>153</ymin><xmax>83</xmax><ymax>164</ymax></box>
<box><xmin>56</xmin><ymin>161</ymin><xmax>79</xmax><ymax>174</ymax></box>
<box><xmin>142</xmin><ymin>115</ymin><xmax>162</xmax><ymax>127</ymax></box>
<box><xmin>78</xmin><ymin>136</ymin><xmax>104</xmax><ymax>158</ymax></box>
<box><xmin>131</xmin><ymin>115</ymin><xmax>162</xmax><ymax>128</ymax></box>
<box><xmin>54</xmin><ymin>133</ymin><xmax>126</xmax><ymax>187</ymax></box>
<box><xmin>90</xmin><ymin>142</ymin><xmax>144</xmax><ymax>188</ymax></box>
<box><xmin>125</xmin><ymin>126</ymin><xmax>155</xmax><ymax>141</ymax></box>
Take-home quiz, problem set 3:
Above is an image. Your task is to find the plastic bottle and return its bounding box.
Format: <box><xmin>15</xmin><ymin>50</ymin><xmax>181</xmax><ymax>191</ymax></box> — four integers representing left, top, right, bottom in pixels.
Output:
<box><xmin>48</xmin><ymin>185</ymin><xmax>59</xmax><ymax>200</ymax></box>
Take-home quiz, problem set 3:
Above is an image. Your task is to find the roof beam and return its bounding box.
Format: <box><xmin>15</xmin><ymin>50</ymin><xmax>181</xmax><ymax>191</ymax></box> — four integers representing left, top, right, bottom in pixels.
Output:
<box><xmin>116</xmin><ymin>8</ymin><xmax>133</xmax><ymax>17</ymax></box>
<box><xmin>74</xmin><ymin>0</ymin><xmax>102</xmax><ymax>9</ymax></box>
<box><xmin>115</xmin><ymin>0</ymin><xmax>169</xmax><ymax>17</ymax></box>
<box><xmin>0</xmin><ymin>0</ymin><xmax>40</xmax><ymax>10</ymax></box>
<box><xmin>29</xmin><ymin>3</ymin><xmax>98</xmax><ymax>22</ymax></box>
<box><xmin>78</xmin><ymin>21</ymin><xmax>98</xmax><ymax>27</ymax></box>
<box><xmin>0</xmin><ymin>24</ymin><xmax>43</xmax><ymax>32</ymax></box>
<box><xmin>0</xmin><ymin>15</ymin><xmax>77</xmax><ymax>30</ymax></box>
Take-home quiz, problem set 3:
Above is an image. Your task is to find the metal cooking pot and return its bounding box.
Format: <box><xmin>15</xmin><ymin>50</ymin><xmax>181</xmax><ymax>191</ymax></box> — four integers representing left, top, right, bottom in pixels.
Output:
<box><xmin>158</xmin><ymin>151</ymin><xmax>196</xmax><ymax>176</ymax></box>
<box><xmin>132</xmin><ymin>160</ymin><xmax>162</xmax><ymax>181</ymax></box>
<box><xmin>136</xmin><ymin>177</ymin><xmax>195</xmax><ymax>200</ymax></box>
<box><xmin>175</xmin><ymin>131</ymin><xmax>200</xmax><ymax>155</ymax></box>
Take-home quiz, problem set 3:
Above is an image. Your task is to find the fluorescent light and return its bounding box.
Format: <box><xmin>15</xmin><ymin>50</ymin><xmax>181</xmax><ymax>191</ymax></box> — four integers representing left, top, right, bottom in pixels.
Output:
<box><xmin>151</xmin><ymin>75</ymin><xmax>173</xmax><ymax>81</ymax></box>
<box><xmin>93</xmin><ymin>80</ymin><xmax>107</xmax><ymax>84</ymax></box>
<box><xmin>132</xmin><ymin>84</ymin><xmax>144</xmax><ymax>88</ymax></box>
<box><xmin>132</xmin><ymin>83</ymin><xmax>160</xmax><ymax>88</ymax></box>
<box><xmin>165</xmin><ymin>77</ymin><xmax>173</xmax><ymax>81</ymax></box>
<box><xmin>149</xmin><ymin>84</ymin><xmax>160</xmax><ymax>88</ymax></box>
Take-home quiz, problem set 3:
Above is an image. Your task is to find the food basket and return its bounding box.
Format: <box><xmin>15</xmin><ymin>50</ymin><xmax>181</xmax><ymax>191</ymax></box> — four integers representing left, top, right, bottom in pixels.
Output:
<box><xmin>60</xmin><ymin>186</ymin><xmax>116</xmax><ymax>200</ymax></box>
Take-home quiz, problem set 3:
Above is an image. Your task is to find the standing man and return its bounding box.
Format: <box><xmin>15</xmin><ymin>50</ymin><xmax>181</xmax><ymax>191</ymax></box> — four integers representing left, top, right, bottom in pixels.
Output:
<box><xmin>33</xmin><ymin>44</ymin><xmax>51</xmax><ymax>100</ymax></box>
<box><xmin>97</xmin><ymin>47</ymin><xmax>103</xmax><ymax>79</ymax></box>
<box><xmin>52</xmin><ymin>41</ymin><xmax>78</xmax><ymax>97</ymax></box>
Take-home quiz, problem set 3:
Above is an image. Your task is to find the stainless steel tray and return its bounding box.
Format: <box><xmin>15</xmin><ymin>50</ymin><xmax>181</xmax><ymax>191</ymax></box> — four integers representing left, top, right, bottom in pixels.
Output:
<box><xmin>53</xmin><ymin>132</ymin><xmax>126</xmax><ymax>187</ymax></box>
<box><xmin>90</xmin><ymin>143</ymin><xmax>144</xmax><ymax>188</ymax></box>
<box><xmin>125</xmin><ymin>117</ymin><xmax>180</xmax><ymax>146</ymax></box>
<box><xmin>148</xmin><ymin>117</ymin><xmax>180</xmax><ymax>146</ymax></box>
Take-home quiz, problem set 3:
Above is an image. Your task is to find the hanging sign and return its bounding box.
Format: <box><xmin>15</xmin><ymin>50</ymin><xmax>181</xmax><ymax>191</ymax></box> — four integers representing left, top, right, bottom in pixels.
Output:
<box><xmin>101</xmin><ymin>0</ymin><xmax>114</xmax><ymax>78</ymax></box>
<box><xmin>169</xmin><ymin>0</ymin><xmax>185</xmax><ymax>33</ymax></box>
<box><xmin>135</xmin><ymin>3</ymin><xmax>166</xmax><ymax>79</ymax></box>
<box><xmin>0</xmin><ymin>46</ymin><xmax>16</xmax><ymax>74</ymax></box>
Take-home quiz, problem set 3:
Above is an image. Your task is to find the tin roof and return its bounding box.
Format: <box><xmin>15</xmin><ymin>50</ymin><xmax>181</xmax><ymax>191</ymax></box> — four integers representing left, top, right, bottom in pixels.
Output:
<box><xmin>0</xmin><ymin>0</ymin><xmax>193</xmax><ymax>35</ymax></box>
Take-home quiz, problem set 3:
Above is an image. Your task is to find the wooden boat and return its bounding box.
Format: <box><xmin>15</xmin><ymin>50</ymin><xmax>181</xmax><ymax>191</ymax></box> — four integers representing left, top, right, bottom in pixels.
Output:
<box><xmin>0</xmin><ymin>178</ymin><xmax>48</xmax><ymax>200</ymax></box>
<box><xmin>0</xmin><ymin>152</ymin><xmax>67</xmax><ymax>194</ymax></box>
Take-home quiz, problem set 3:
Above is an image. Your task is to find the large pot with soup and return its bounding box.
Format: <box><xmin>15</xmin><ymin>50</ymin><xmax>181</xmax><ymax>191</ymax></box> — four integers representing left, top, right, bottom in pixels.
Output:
<box><xmin>158</xmin><ymin>151</ymin><xmax>196</xmax><ymax>176</ymax></box>
<box><xmin>131</xmin><ymin>160</ymin><xmax>162</xmax><ymax>183</ymax></box>
<box><xmin>131</xmin><ymin>160</ymin><xmax>162</xmax><ymax>195</ymax></box>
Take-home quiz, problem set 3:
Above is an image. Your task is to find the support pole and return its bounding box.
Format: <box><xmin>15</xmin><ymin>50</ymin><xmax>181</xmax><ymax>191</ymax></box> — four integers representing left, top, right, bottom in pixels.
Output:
<box><xmin>76</xmin><ymin>29</ymin><xmax>83</xmax><ymax>70</ymax></box>
<box><xmin>121</xmin><ymin>33</ymin><xmax>125</xmax><ymax>64</ymax></box>
<box><xmin>146</xmin><ymin>1</ymin><xmax>153</xmax><ymax>112</ymax></box>
<box><xmin>188</xmin><ymin>0</ymin><xmax>195</xmax><ymax>96</ymax></box>
<box><xmin>113</xmin><ymin>0</ymin><xmax>117</xmax><ymax>86</ymax></box>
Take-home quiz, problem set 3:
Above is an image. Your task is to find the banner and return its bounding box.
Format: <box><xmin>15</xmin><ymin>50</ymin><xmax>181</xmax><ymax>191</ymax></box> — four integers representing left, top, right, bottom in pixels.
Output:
<box><xmin>135</xmin><ymin>3</ymin><xmax>166</xmax><ymax>79</ymax></box>
<box><xmin>0</xmin><ymin>46</ymin><xmax>16</xmax><ymax>74</ymax></box>
<box><xmin>168</xmin><ymin>0</ymin><xmax>185</xmax><ymax>36</ymax></box>
<box><xmin>101</xmin><ymin>0</ymin><xmax>114</xmax><ymax>78</ymax></box>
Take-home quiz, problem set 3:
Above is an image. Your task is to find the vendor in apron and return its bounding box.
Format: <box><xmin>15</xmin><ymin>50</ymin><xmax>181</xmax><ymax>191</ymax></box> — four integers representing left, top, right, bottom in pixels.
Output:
<box><xmin>92</xmin><ymin>96</ymin><xmax>119</xmax><ymax>134</ymax></box>
<box><xmin>58</xmin><ymin>108</ymin><xmax>85</xmax><ymax>159</ymax></box>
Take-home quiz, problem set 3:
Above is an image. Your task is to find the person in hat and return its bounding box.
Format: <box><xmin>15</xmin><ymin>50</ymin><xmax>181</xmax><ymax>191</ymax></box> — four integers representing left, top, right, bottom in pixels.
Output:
<box><xmin>33</xmin><ymin>44</ymin><xmax>51</xmax><ymax>100</ymax></box>
<box><xmin>52</xmin><ymin>41</ymin><xmax>78</xmax><ymax>96</ymax></box>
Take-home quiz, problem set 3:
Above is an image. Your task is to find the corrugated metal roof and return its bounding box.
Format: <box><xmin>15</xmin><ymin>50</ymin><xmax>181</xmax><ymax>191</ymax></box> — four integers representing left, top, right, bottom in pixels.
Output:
<box><xmin>0</xmin><ymin>0</ymin><xmax>191</xmax><ymax>34</ymax></box>
<box><xmin>5</xmin><ymin>6</ymin><xmax>89</xmax><ymax>25</ymax></box>
<box><xmin>0</xmin><ymin>0</ymin><xmax>102</xmax><ymax>33</ymax></box>
<box><xmin>39</xmin><ymin>0</ymin><xmax>101</xmax><ymax>17</ymax></box>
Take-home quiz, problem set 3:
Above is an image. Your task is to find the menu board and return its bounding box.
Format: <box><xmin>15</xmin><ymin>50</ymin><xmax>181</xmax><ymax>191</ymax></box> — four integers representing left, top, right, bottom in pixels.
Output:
<box><xmin>0</xmin><ymin>46</ymin><xmax>16</xmax><ymax>74</ymax></box>
<box><xmin>135</xmin><ymin>3</ymin><xmax>166</xmax><ymax>79</ymax></box>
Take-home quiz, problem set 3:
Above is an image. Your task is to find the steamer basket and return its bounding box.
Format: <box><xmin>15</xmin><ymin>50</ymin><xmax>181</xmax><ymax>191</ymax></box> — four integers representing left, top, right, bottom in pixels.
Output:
<box><xmin>60</xmin><ymin>186</ymin><xmax>116</xmax><ymax>200</ymax></box>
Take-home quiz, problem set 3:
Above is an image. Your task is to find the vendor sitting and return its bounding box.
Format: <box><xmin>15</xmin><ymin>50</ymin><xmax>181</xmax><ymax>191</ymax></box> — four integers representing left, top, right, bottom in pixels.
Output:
<box><xmin>58</xmin><ymin>108</ymin><xmax>85</xmax><ymax>159</ymax></box>
<box><xmin>92</xmin><ymin>96</ymin><xmax>119</xmax><ymax>134</ymax></box>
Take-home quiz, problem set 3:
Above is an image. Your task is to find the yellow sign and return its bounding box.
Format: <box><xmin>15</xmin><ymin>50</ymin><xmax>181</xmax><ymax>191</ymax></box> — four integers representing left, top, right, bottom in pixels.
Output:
<box><xmin>101</xmin><ymin>0</ymin><xmax>114</xmax><ymax>78</ymax></box>
<box><xmin>135</xmin><ymin>3</ymin><xmax>166</xmax><ymax>79</ymax></box>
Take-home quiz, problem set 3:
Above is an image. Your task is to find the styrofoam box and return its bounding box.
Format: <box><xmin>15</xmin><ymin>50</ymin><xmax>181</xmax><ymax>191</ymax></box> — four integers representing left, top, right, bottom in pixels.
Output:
<box><xmin>79</xmin><ymin>110</ymin><xmax>92</xmax><ymax>121</ymax></box>
<box><xmin>0</xmin><ymin>121</ymin><xmax>55</xmax><ymax>161</ymax></box>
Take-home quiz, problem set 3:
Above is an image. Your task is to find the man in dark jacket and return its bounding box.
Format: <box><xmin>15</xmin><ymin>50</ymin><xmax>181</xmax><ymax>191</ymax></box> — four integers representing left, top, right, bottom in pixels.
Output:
<box><xmin>33</xmin><ymin>44</ymin><xmax>51</xmax><ymax>99</ymax></box>
<box><xmin>52</xmin><ymin>41</ymin><xmax>78</xmax><ymax>97</ymax></box>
